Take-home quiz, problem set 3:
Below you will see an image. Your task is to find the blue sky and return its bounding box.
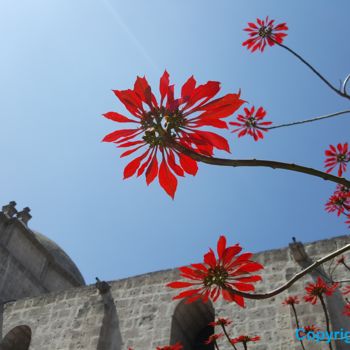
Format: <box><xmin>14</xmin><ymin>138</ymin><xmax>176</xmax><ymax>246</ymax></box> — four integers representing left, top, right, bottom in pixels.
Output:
<box><xmin>0</xmin><ymin>0</ymin><xmax>349</xmax><ymax>284</ymax></box>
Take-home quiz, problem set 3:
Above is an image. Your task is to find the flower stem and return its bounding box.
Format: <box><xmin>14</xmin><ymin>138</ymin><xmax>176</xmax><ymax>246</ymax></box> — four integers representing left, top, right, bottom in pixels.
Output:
<box><xmin>273</xmin><ymin>40</ymin><xmax>350</xmax><ymax>101</ymax></box>
<box><xmin>172</xmin><ymin>143</ymin><xmax>350</xmax><ymax>188</ymax></box>
<box><xmin>267</xmin><ymin>110</ymin><xmax>350</xmax><ymax>130</ymax></box>
<box><xmin>243</xmin><ymin>342</ymin><xmax>248</xmax><ymax>350</ymax></box>
<box><xmin>319</xmin><ymin>295</ymin><xmax>333</xmax><ymax>350</ymax></box>
<box><xmin>342</xmin><ymin>261</ymin><xmax>350</xmax><ymax>273</ymax></box>
<box><xmin>291</xmin><ymin>304</ymin><xmax>306</xmax><ymax>350</ymax></box>
<box><xmin>220</xmin><ymin>324</ymin><xmax>238</xmax><ymax>350</ymax></box>
<box><xmin>213</xmin><ymin>340</ymin><xmax>220</xmax><ymax>350</ymax></box>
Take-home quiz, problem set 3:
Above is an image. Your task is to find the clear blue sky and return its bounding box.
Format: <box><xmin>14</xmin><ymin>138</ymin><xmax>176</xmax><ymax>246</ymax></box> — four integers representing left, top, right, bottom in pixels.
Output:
<box><xmin>0</xmin><ymin>0</ymin><xmax>349</xmax><ymax>284</ymax></box>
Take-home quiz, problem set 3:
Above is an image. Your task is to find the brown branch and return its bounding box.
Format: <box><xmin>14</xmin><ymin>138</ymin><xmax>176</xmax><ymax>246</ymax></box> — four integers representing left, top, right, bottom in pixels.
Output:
<box><xmin>221</xmin><ymin>243</ymin><xmax>350</xmax><ymax>300</ymax></box>
<box><xmin>172</xmin><ymin>143</ymin><xmax>350</xmax><ymax>188</ymax></box>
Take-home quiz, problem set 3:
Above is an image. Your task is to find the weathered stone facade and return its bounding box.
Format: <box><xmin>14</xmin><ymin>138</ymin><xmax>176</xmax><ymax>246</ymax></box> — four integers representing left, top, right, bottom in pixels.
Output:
<box><xmin>0</xmin><ymin>202</ymin><xmax>350</xmax><ymax>350</ymax></box>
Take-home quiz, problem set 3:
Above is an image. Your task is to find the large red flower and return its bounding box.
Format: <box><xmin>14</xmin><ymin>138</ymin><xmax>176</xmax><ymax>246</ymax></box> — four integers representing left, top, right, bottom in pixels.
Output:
<box><xmin>229</xmin><ymin>106</ymin><xmax>271</xmax><ymax>141</ymax></box>
<box><xmin>325</xmin><ymin>192</ymin><xmax>350</xmax><ymax>216</ymax></box>
<box><xmin>242</xmin><ymin>17</ymin><xmax>288</xmax><ymax>53</ymax></box>
<box><xmin>166</xmin><ymin>235</ymin><xmax>263</xmax><ymax>307</ymax></box>
<box><xmin>324</xmin><ymin>142</ymin><xmax>350</xmax><ymax>177</ymax></box>
<box><xmin>103</xmin><ymin>71</ymin><xmax>244</xmax><ymax>198</ymax></box>
<box><xmin>303</xmin><ymin>277</ymin><xmax>338</xmax><ymax>305</ymax></box>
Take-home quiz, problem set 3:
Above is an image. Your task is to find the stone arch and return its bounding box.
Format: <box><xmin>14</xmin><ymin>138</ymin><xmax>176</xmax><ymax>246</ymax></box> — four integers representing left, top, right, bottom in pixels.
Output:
<box><xmin>170</xmin><ymin>299</ymin><xmax>215</xmax><ymax>350</ymax></box>
<box><xmin>0</xmin><ymin>325</ymin><xmax>31</xmax><ymax>350</ymax></box>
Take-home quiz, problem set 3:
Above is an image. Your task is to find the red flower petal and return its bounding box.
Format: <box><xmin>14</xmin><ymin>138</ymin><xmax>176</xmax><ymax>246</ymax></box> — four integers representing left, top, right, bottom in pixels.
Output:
<box><xmin>159</xmin><ymin>158</ymin><xmax>177</xmax><ymax>199</ymax></box>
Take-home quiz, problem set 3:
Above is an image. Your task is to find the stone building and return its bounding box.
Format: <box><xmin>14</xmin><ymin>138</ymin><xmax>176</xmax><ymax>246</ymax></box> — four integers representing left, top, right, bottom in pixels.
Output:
<box><xmin>0</xmin><ymin>201</ymin><xmax>349</xmax><ymax>350</ymax></box>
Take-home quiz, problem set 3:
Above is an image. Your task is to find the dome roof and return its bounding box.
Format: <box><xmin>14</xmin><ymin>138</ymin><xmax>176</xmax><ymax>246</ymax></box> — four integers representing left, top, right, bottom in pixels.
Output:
<box><xmin>32</xmin><ymin>231</ymin><xmax>85</xmax><ymax>286</ymax></box>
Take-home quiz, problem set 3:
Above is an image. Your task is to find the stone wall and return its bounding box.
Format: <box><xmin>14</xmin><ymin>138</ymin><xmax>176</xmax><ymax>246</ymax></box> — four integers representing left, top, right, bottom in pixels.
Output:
<box><xmin>2</xmin><ymin>235</ymin><xmax>350</xmax><ymax>350</ymax></box>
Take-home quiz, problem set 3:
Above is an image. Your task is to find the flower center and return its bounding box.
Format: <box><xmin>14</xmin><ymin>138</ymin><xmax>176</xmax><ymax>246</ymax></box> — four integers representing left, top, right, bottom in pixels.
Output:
<box><xmin>258</xmin><ymin>26</ymin><xmax>272</xmax><ymax>38</ymax></box>
<box><xmin>141</xmin><ymin>108</ymin><xmax>185</xmax><ymax>147</ymax></box>
<box><xmin>337</xmin><ymin>154</ymin><xmax>347</xmax><ymax>162</ymax></box>
<box><xmin>246</xmin><ymin>117</ymin><xmax>256</xmax><ymax>127</ymax></box>
<box><xmin>204</xmin><ymin>266</ymin><xmax>228</xmax><ymax>287</ymax></box>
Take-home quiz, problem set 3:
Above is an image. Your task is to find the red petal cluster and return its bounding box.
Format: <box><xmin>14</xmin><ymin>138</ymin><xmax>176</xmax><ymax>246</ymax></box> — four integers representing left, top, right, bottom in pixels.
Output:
<box><xmin>209</xmin><ymin>318</ymin><xmax>232</xmax><ymax>327</ymax></box>
<box><xmin>229</xmin><ymin>106</ymin><xmax>271</xmax><ymax>141</ymax></box>
<box><xmin>230</xmin><ymin>335</ymin><xmax>260</xmax><ymax>345</ymax></box>
<box><xmin>242</xmin><ymin>17</ymin><xmax>288</xmax><ymax>53</ymax></box>
<box><xmin>204</xmin><ymin>334</ymin><xmax>223</xmax><ymax>345</ymax></box>
<box><xmin>303</xmin><ymin>277</ymin><xmax>338</xmax><ymax>305</ymax></box>
<box><xmin>325</xmin><ymin>184</ymin><xmax>350</xmax><ymax>228</ymax></box>
<box><xmin>103</xmin><ymin>71</ymin><xmax>244</xmax><ymax>198</ymax></box>
<box><xmin>166</xmin><ymin>235</ymin><xmax>263</xmax><ymax>307</ymax></box>
<box><xmin>156</xmin><ymin>343</ymin><xmax>183</xmax><ymax>350</ymax></box>
<box><xmin>342</xmin><ymin>285</ymin><xmax>350</xmax><ymax>295</ymax></box>
<box><xmin>324</xmin><ymin>143</ymin><xmax>350</xmax><ymax>177</ymax></box>
<box><xmin>282</xmin><ymin>295</ymin><xmax>299</xmax><ymax>306</ymax></box>
<box><xmin>298</xmin><ymin>325</ymin><xmax>320</xmax><ymax>337</ymax></box>
<box><xmin>344</xmin><ymin>304</ymin><xmax>350</xmax><ymax>317</ymax></box>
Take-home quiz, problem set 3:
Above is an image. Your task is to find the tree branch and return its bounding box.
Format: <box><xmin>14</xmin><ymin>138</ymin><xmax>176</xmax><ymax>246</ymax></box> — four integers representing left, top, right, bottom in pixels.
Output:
<box><xmin>268</xmin><ymin>110</ymin><xmax>350</xmax><ymax>130</ymax></box>
<box><xmin>172</xmin><ymin>143</ymin><xmax>350</xmax><ymax>188</ymax></box>
<box><xmin>272</xmin><ymin>40</ymin><xmax>350</xmax><ymax>100</ymax></box>
<box><xmin>222</xmin><ymin>243</ymin><xmax>350</xmax><ymax>300</ymax></box>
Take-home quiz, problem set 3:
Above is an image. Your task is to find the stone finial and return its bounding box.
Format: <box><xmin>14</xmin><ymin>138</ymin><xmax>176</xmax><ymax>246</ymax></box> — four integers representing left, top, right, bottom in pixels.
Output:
<box><xmin>16</xmin><ymin>207</ymin><xmax>32</xmax><ymax>225</ymax></box>
<box><xmin>95</xmin><ymin>277</ymin><xmax>111</xmax><ymax>295</ymax></box>
<box><xmin>2</xmin><ymin>201</ymin><xmax>17</xmax><ymax>217</ymax></box>
<box><xmin>289</xmin><ymin>239</ymin><xmax>309</xmax><ymax>263</ymax></box>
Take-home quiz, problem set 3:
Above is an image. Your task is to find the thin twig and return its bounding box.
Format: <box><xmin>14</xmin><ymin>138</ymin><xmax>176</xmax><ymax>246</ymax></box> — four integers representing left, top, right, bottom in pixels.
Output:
<box><xmin>342</xmin><ymin>74</ymin><xmax>350</xmax><ymax>95</ymax></box>
<box><xmin>172</xmin><ymin>143</ymin><xmax>350</xmax><ymax>188</ymax></box>
<box><xmin>272</xmin><ymin>40</ymin><xmax>350</xmax><ymax>100</ymax></box>
<box><xmin>319</xmin><ymin>295</ymin><xmax>333</xmax><ymax>350</ymax></box>
<box><xmin>291</xmin><ymin>304</ymin><xmax>306</xmax><ymax>350</ymax></box>
<box><xmin>267</xmin><ymin>110</ymin><xmax>350</xmax><ymax>130</ymax></box>
<box><xmin>220</xmin><ymin>243</ymin><xmax>350</xmax><ymax>300</ymax></box>
<box><xmin>221</xmin><ymin>324</ymin><xmax>237</xmax><ymax>350</ymax></box>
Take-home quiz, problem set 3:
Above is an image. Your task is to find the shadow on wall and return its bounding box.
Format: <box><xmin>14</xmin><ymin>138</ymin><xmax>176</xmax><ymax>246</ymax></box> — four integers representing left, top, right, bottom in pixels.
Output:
<box><xmin>170</xmin><ymin>299</ymin><xmax>215</xmax><ymax>350</ymax></box>
<box><xmin>0</xmin><ymin>325</ymin><xmax>31</xmax><ymax>350</ymax></box>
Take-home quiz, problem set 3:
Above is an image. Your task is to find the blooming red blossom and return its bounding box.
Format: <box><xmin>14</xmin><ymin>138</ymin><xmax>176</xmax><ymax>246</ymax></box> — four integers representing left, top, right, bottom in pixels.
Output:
<box><xmin>282</xmin><ymin>295</ymin><xmax>299</xmax><ymax>306</ymax></box>
<box><xmin>242</xmin><ymin>17</ymin><xmax>288</xmax><ymax>53</ymax></box>
<box><xmin>298</xmin><ymin>325</ymin><xmax>320</xmax><ymax>337</ymax></box>
<box><xmin>166</xmin><ymin>235</ymin><xmax>263</xmax><ymax>307</ymax></box>
<box><xmin>204</xmin><ymin>333</ymin><xmax>223</xmax><ymax>345</ymax></box>
<box><xmin>342</xmin><ymin>285</ymin><xmax>350</xmax><ymax>295</ymax></box>
<box><xmin>229</xmin><ymin>106</ymin><xmax>271</xmax><ymax>141</ymax></box>
<box><xmin>325</xmin><ymin>192</ymin><xmax>350</xmax><ymax>216</ymax></box>
<box><xmin>230</xmin><ymin>335</ymin><xmax>260</xmax><ymax>345</ymax></box>
<box><xmin>304</xmin><ymin>277</ymin><xmax>338</xmax><ymax>304</ymax></box>
<box><xmin>324</xmin><ymin>143</ymin><xmax>350</xmax><ymax>177</ymax></box>
<box><xmin>343</xmin><ymin>304</ymin><xmax>350</xmax><ymax>317</ymax></box>
<box><xmin>209</xmin><ymin>318</ymin><xmax>232</xmax><ymax>327</ymax></box>
<box><xmin>102</xmin><ymin>71</ymin><xmax>244</xmax><ymax>198</ymax></box>
<box><xmin>156</xmin><ymin>343</ymin><xmax>183</xmax><ymax>350</ymax></box>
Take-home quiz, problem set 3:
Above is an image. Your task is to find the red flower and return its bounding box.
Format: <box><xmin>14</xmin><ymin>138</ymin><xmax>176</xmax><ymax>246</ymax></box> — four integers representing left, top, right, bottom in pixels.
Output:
<box><xmin>325</xmin><ymin>192</ymin><xmax>350</xmax><ymax>216</ymax></box>
<box><xmin>336</xmin><ymin>255</ymin><xmax>346</xmax><ymax>265</ymax></box>
<box><xmin>342</xmin><ymin>285</ymin><xmax>350</xmax><ymax>295</ymax></box>
<box><xmin>166</xmin><ymin>235</ymin><xmax>264</xmax><ymax>307</ymax></box>
<box><xmin>230</xmin><ymin>335</ymin><xmax>260</xmax><ymax>344</ymax></box>
<box><xmin>209</xmin><ymin>318</ymin><xmax>232</xmax><ymax>327</ymax></box>
<box><xmin>303</xmin><ymin>277</ymin><xmax>338</xmax><ymax>304</ymax></box>
<box><xmin>298</xmin><ymin>325</ymin><xmax>320</xmax><ymax>337</ymax></box>
<box><xmin>103</xmin><ymin>71</ymin><xmax>244</xmax><ymax>198</ymax></box>
<box><xmin>156</xmin><ymin>343</ymin><xmax>183</xmax><ymax>350</ymax></box>
<box><xmin>204</xmin><ymin>334</ymin><xmax>223</xmax><ymax>345</ymax></box>
<box><xmin>324</xmin><ymin>143</ymin><xmax>350</xmax><ymax>177</ymax></box>
<box><xmin>229</xmin><ymin>106</ymin><xmax>271</xmax><ymax>141</ymax></box>
<box><xmin>282</xmin><ymin>295</ymin><xmax>299</xmax><ymax>306</ymax></box>
<box><xmin>343</xmin><ymin>304</ymin><xmax>350</xmax><ymax>317</ymax></box>
<box><xmin>242</xmin><ymin>17</ymin><xmax>288</xmax><ymax>53</ymax></box>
